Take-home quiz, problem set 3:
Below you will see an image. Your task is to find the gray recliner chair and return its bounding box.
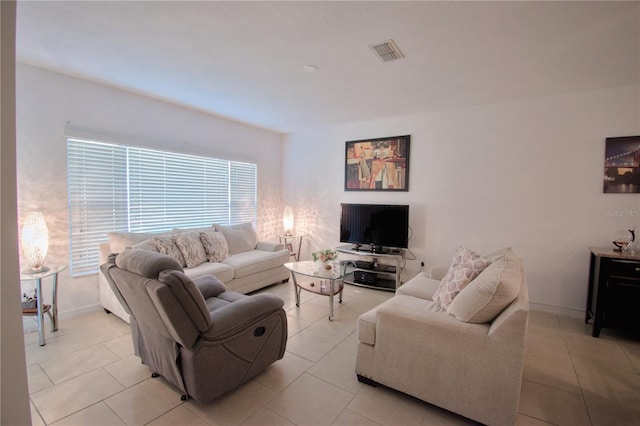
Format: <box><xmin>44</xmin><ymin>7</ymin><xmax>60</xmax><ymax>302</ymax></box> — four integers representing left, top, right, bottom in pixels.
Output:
<box><xmin>101</xmin><ymin>248</ymin><xmax>287</xmax><ymax>403</ymax></box>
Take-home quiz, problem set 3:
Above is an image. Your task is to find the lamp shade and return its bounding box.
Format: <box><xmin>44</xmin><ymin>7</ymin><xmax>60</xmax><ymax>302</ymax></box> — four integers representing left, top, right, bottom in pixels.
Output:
<box><xmin>22</xmin><ymin>212</ymin><xmax>49</xmax><ymax>272</ymax></box>
<box><xmin>283</xmin><ymin>206</ymin><xmax>294</xmax><ymax>235</ymax></box>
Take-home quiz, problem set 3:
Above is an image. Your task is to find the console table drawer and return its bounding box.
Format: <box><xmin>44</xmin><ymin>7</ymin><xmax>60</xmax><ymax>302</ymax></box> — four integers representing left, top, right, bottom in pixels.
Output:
<box><xmin>608</xmin><ymin>259</ymin><xmax>640</xmax><ymax>277</ymax></box>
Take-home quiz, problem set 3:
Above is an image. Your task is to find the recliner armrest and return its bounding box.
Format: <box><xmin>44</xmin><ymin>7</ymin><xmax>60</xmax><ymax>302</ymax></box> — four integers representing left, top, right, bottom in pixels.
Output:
<box><xmin>256</xmin><ymin>241</ymin><xmax>285</xmax><ymax>252</ymax></box>
<box><xmin>202</xmin><ymin>293</ymin><xmax>285</xmax><ymax>340</ymax></box>
<box><xmin>193</xmin><ymin>275</ymin><xmax>227</xmax><ymax>298</ymax></box>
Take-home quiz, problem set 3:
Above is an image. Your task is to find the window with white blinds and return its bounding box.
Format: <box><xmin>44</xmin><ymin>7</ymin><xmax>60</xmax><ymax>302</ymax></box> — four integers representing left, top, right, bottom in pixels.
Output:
<box><xmin>67</xmin><ymin>138</ymin><xmax>257</xmax><ymax>276</ymax></box>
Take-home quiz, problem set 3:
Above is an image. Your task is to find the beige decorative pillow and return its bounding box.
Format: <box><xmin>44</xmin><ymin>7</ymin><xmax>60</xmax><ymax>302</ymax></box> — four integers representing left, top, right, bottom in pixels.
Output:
<box><xmin>432</xmin><ymin>246</ymin><xmax>490</xmax><ymax>310</ymax></box>
<box><xmin>200</xmin><ymin>230</ymin><xmax>229</xmax><ymax>262</ymax></box>
<box><xmin>215</xmin><ymin>222</ymin><xmax>258</xmax><ymax>255</ymax></box>
<box><xmin>108</xmin><ymin>232</ymin><xmax>155</xmax><ymax>253</ymax></box>
<box><xmin>174</xmin><ymin>231</ymin><xmax>208</xmax><ymax>268</ymax></box>
<box><xmin>447</xmin><ymin>249</ymin><xmax>522</xmax><ymax>323</ymax></box>
<box><xmin>152</xmin><ymin>236</ymin><xmax>186</xmax><ymax>267</ymax></box>
<box><xmin>132</xmin><ymin>238</ymin><xmax>159</xmax><ymax>253</ymax></box>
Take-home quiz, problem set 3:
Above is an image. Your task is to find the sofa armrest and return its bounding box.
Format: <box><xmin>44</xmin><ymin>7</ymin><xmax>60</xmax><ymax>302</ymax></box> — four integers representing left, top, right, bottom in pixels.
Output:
<box><xmin>256</xmin><ymin>241</ymin><xmax>285</xmax><ymax>252</ymax></box>
<box><xmin>488</xmin><ymin>281</ymin><xmax>529</xmax><ymax>346</ymax></box>
<box><xmin>99</xmin><ymin>242</ymin><xmax>112</xmax><ymax>265</ymax></box>
<box><xmin>376</xmin><ymin>296</ymin><xmax>490</xmax><ymax>343</ymax></box>
<box><xmin>202</xmin><ymin>293</ymin><xmax>284</xmax><ymax>340</ymax></box>
<box><xmin>428</xmin><ymin>265</ymin><xmax>448</xmax><ymax>280</ymax></box>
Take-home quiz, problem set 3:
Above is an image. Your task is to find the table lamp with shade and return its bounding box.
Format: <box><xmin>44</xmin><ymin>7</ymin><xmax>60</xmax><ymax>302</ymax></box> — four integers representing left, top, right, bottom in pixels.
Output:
<box><xmin>283</xmin><ymin>206</ymin><xmax>294</xmax><ymax>236</ymax></box>
<box><xmin>21</xmin><ymin>212</ymin><xmax>49</xmax><ymax>273</ymax></box>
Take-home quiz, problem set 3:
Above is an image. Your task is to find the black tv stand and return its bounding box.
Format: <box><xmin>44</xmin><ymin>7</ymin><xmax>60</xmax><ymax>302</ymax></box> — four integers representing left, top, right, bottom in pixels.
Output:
<box><xmin>337</xmin><ymin>245</ymin><xmax>404</xmax><ymax>291</ymax></box>
<box><xmin>351</xmin><ymin>244</ymin><xmax>388</xmax><ymax>254</ymax></box>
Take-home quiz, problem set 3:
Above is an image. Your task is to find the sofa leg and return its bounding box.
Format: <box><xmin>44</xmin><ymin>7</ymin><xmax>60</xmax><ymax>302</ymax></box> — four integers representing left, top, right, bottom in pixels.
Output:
<box><xmin>357</xmin><ymin>374</ymin><xmax>378</xmax><ymax>387</ymax></box>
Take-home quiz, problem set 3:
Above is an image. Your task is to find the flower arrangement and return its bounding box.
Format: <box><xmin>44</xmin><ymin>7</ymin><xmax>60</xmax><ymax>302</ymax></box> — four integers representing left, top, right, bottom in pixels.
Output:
<box><xmin>311</xmin><ymin>249</ymin><xmax>338</xmax><ymax>263</ymax></box>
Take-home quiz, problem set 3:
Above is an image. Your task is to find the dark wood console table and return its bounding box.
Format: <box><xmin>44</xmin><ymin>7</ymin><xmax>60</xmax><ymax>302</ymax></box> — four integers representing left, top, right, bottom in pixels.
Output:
<box><xmin>587</xmin><ymin>247</ymin><xmax>640</xmax><ymax>337</ymax></box>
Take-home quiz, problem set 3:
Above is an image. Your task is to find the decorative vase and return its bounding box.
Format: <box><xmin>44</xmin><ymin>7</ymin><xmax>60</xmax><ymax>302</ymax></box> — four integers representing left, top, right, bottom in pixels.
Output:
<box><xmin>317</xmin><ymin>259</ymin><xmax>337</xmax><ymax>272</ymax></box>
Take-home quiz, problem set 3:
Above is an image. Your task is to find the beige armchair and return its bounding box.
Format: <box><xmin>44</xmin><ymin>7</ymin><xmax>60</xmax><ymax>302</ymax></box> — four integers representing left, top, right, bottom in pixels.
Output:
<box><xmin>101</xmin><ymin>249</ymin><xmax>287</xmax><ymax>403</ymax></box>
<box><xmin>356</xmin><ymin>250</ymin><xmax>529</xmax><ymax>426</ymax></box>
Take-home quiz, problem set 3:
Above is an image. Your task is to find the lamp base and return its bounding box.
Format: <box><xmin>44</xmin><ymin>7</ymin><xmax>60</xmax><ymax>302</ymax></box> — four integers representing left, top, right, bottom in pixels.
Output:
<box><xmin>22</xmin><ymin>266</ymin><xmax>50</xmax><ymax>275</ymax></box>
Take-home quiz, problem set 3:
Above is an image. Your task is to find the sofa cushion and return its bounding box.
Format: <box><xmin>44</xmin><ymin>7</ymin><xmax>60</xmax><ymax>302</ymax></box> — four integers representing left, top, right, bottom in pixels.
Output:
<box><xmin>396</xmin><ymin>272</ymin><xmax>441</xmax><ymax>301</ymax></box>
<box><xmin>215</xmin><ymin>222</ymin><xmax>258</xmax><ymax>255</ymax></box>
<box><xmin>173</xmin><ymin>225</ymin><xmax>215</xmax><ymax>234</ymax></box>
<box><xmin>184</xmin><ymin>261</ymin><xmax>235</xmax><ymax>283</ymax></box>
<box><xmin>483</xmin><ymin>246</ymin><xmax>513</xmax><ymax>262</ymax></box>
<box><xmin>221</xmin><ymin>249</ymin><xmax>290</xmax><ymax>279</ymax></box>
<box><xmin>200</xmin><ymin>230</ymin><xmax>229</xmax><ymax>262</ymax></box>
<box><xmin>153</xmin><ymin>236</ymin><xmax>186</xmax><ymax>267</ymax></box>
<box><xmin>432</xmin><ymin>246</ymin><xmax>489</xmax><ymax>310</ymax></box>
<box><xmin>447</xmin><ymin>249</ymin><xmax>521</xmax><ymax>323</ymax></box>
<box><xmin>174</xmin><ymin>231</ymin><xmax>208</xmax><ymax>268</ymax></box>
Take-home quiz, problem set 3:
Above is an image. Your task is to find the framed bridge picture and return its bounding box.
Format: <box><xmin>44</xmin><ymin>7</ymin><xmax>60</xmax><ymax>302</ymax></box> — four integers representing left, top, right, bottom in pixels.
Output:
<box><xmin>344</xmin><ymin>135</ymin><xmax>410</xmax><ymax>191</ymax></box>
<box><xmin>604</xmin><ymin>135</ymin><xmax>640</xmax><ymax>193</ymax></box>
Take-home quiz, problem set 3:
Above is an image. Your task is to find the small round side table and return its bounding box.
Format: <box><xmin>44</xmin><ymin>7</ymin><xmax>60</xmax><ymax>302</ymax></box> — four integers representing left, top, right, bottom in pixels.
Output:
<box><xmin>278</xmin><ymin>234</ymin><xmax>305</xmax><ymax>261</ymax></box>
<box><xmin>21</xmin><ymin>264</ymin><xmax>67</xmax><ymax>346</ymax></box>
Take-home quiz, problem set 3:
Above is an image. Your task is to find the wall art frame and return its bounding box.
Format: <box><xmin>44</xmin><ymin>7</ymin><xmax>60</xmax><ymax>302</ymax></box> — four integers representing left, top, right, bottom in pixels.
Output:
<box><xmin>344</xmin><ymin>135</ymin><xmax>410</xmax><ymax>191</ymax></box>
<box><xmin>604</xmin><ymin>135</ymin><xmax>640</xmax><ymax>193</ymax></box>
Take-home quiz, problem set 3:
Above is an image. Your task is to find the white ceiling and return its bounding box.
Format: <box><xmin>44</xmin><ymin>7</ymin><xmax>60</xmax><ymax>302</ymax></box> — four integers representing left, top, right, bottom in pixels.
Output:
<box><xmin>16</xmin><ymin>1</ymin><xmax>640</xmax><ymax>134</ymax></box>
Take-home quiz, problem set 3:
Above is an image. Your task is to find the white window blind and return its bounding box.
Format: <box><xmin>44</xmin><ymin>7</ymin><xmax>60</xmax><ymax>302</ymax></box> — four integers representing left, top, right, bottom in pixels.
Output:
<box><xmin>67</xmin><ymin>138</ymin><xmax>257</xmax><ymax>277</ymax></box>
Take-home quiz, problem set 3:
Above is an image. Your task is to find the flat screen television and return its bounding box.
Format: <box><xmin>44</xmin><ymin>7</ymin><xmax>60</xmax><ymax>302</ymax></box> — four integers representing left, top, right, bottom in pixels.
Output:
<box><xmin>340</xmin><ymin>203</ymin><xmax>409</xmax><ymax>252</ymax></box>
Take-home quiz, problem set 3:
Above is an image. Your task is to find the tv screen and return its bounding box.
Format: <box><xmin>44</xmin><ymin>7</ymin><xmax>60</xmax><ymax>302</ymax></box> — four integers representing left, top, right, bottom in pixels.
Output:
<box><xmin>340</xmin><ymin>204</ymin><xmax>409</xmax><ymax>250</ymax></box>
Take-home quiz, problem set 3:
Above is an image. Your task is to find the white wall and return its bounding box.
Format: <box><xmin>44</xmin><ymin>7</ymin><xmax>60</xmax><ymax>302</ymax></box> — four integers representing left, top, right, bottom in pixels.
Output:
<box><xmin>283</xmin><ymin>85</ymin><xmax>640</xmax><ymax>316</ymax></box>
<box><xmin>1</xmin><ymin>2</ymin><xmax>32</xmax><ymax>424</ymax></box>
<box><xmin>16</xmin><ymin>63</ymin><xmax>284</xmax><ymax>317</ymax></box>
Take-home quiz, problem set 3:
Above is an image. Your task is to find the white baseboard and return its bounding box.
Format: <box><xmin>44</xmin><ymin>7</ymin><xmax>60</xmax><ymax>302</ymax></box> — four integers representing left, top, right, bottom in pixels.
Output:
<box><xmin>529</xmin><ymin>302</ymin><xmax>585</xmax><ymax>319</ymax></box>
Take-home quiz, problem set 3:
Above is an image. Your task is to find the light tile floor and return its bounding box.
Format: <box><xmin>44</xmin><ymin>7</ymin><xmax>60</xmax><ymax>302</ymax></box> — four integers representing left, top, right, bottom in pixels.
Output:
<box><xmin>23</xmin><ymin>282</ymin><xmax>640</xmax><ymax>425</ymax></box>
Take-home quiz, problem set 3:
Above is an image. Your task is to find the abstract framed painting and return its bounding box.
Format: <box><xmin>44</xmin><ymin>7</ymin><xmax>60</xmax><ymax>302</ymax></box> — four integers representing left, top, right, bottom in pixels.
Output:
<box><xmin>344</xmin><ymin>135</ymin><xmax>410</xmax><ymax>191</ymax></box>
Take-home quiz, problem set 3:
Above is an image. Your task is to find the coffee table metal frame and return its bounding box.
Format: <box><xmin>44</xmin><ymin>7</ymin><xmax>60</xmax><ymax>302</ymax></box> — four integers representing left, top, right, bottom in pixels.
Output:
<box><xmin>284</xmin><ymin>261</ymin><xmax>353</xmax><ymax>320</ymax></box>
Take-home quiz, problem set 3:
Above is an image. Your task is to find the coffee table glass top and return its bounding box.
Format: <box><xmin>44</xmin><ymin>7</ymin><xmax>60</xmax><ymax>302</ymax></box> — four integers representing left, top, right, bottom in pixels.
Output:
<box><xmin>284</xmin><ymin>261</ymin><xmax>352</xmax><ymax>280</ymax></box>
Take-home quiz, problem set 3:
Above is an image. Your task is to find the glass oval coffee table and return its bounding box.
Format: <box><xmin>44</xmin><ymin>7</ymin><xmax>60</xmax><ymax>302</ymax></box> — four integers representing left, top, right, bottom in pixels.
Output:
<box><xmin>284</xmin><ymin>261</ymin><xmax>354</xmax><ymax>320</ymax></box>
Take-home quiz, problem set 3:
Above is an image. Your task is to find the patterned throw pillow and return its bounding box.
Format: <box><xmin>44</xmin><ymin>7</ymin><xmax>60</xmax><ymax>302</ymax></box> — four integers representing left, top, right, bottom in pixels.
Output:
<box><xmin>174</xmin><ymin>231</ymin><xmax>208</xmax><ymax>268</ymax></box>
<box><xmin>432</xmin><ymin>246</ymin><xmax>490</xmax><ymax>310</ymax></box>
<box><xmin>200</xmin><ymin>230</ymin><xmax>229</xmax><ymax>262</ymax></box>
<box><xmin>152</xmin><ymin>236</ymin><xmax>186</xmax><ymax>267</ymax></box>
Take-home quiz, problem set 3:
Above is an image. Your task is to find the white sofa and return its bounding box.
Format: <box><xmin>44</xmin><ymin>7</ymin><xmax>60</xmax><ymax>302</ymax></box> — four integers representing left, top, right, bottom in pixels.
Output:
<box><xmin>99</xmin><ymin>222</ymin><xmax>290</xmax><ymax>323</ymax></box>
<box><xmin>355</xmin><ymin>247</ymin><xmax>529</xmax><ymax>426</ymax></box>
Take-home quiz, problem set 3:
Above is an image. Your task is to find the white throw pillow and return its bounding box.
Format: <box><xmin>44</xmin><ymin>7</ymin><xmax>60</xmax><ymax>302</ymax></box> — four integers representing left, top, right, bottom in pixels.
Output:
<box><xmin>447</xmin><ymin>249</ymin><xmax>521</xmax><ymax>323</ymax></box>
<box><xmin>174</xmin><ymin>231</ymin><xmax>208</xmax><ymax>268</ymax></box>
<box><xmin>215</xmin><ymin>222</ymin><xmax>258</xmax><ymax>255</ymax></box>
<box><xmin>152</xmin><ymin>235</ymin><xmax>186</xmax><ymax>267</ymax></box>
<box><xmin>432</xmin><ymin>246</ymin><xmax>490</xmax><ymax>310</ymax></box>
<box><xmin>200</xmin><ymin>230</ymin><xmax>229</xmax><ymax>262</ymax></box>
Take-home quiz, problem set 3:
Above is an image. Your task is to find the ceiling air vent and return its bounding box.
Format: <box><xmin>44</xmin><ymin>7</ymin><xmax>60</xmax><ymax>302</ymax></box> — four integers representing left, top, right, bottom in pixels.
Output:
<box><xmin>370</xmin><ymin>39</ymin><xmax>405</xmax><ymax>63</ymax></box>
